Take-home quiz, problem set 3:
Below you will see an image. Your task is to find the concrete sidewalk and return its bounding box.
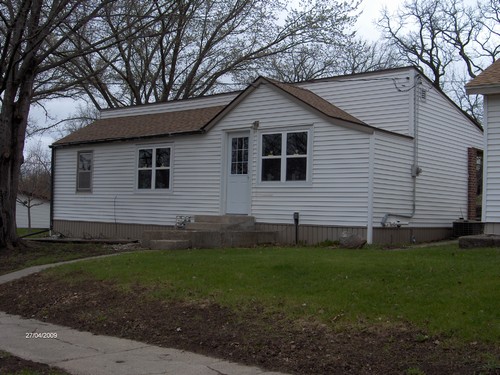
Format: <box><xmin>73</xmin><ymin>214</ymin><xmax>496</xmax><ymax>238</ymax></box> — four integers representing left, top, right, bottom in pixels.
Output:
<box><xmin>0</xmin><ymin>257</ymin><xmax>287</xmax><ymax>375</ymax></box>
<box><xmin>0</xmin><ymin>252</ymin><xmax>134</xmax><ymax>284</ymax></box>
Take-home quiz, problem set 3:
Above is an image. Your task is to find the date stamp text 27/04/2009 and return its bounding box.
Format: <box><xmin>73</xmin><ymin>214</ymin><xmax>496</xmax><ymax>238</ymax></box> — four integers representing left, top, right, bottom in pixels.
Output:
<box><xmin>25</xmin><ymin>332</ymin><xmax>58</xmax><ymax>339</ymax></box>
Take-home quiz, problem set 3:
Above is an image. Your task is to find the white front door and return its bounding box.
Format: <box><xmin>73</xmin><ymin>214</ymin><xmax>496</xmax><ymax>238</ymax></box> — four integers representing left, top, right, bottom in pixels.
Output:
<box><xmin>226</xmin><ymin>132</ymin><xmax>250</xmax><ymax>214</ymax></box>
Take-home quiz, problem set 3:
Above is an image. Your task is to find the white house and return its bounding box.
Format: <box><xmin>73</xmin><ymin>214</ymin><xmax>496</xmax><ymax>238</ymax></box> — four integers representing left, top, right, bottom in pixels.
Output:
<box><xmin>466</xmin><ymin>60</ymin><xmax>500</xmax><ymax>235</ymax></box>
<box><xmin>16</xmin><ymin>193</ymin><xmax>51</xmax><ymax>229</ymax></box>
<box><xmin>51</xmin><ymin>67</ymin><xmax>483</xmax><ymax>244</ymax></box>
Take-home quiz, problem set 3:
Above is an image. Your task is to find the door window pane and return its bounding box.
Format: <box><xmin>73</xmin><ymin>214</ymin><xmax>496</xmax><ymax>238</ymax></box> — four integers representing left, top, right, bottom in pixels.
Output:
<box><xmin>231</xmin><ymin>136</ymin><xmax>248</xmax><ymax>175</ymax></box>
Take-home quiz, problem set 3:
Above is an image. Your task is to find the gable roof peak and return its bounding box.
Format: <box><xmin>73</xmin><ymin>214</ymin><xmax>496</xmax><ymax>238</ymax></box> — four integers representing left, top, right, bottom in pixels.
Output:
<box><xmin>255</xmin><ymin>76</ymin><xmax>367</xmax><ymax>126</ymax></box>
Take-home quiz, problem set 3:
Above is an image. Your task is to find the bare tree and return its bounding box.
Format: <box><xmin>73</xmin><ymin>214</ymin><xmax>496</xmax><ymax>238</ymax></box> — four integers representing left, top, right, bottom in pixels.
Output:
<box><xmin>378</xmin><ymin>0</ymin><xmax>456</xmax><ymax>89</ymax></box>
<box><xmin>337</xmin><ymin>40</ymin><xmax>403</xmax><ymax>75</ymax></box>
<box><xmin>476</xmin><ymin>0</ymin><xmax>500</xmax><ymax>62</ymax></box>
<box><xmin>59</xmin><ymin>0</ymin><xmax>361</xmax><ymax>107</ymax></box>
<box><xmin>230</xmin><ymin>37</ymin><xmax>402</xmax><ymax>85</ymax></box>
<box><xmin>0</xmin><ymin>0</ymin><xmax>161</xmax><ymax>249</ymax></box>
<box><xmin>377</xmin><ymin>0</ymin><xmax>499</xmax><ymax>120</ymax></box>
<box><xmin>54</xmin><ymin>104</ymin><xmax>100</xmax><ymax>138</ymax></box>
<box><xmin>17</xmin><ymin>142</ymin><xmax>51</xmax><ymax>230</ymax></box>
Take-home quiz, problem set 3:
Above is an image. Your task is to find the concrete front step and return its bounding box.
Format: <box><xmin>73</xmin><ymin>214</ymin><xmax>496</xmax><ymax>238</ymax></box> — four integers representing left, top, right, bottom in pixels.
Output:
<box><xmin>143</xmin><ymin>229</ymin><xmax>277</xmax><ymax>249</ymax></box>
<box><xmin>186</xmin><ymin>215</ymin><xmax>256</xmax><ymax>232</ymax></box>
<box><xmin>193</xmin><ymin>215</ymin><xmax>255</xmax><ymax>225</ymax></box>
<box><xmin>185</xmin><ymin>222</ymin><xmax>254</xmax><ymax>231</ymax></box>
<box><xmin>149</xmin><ymin>239</ymin><xmax>191</xmax><ymax>250</ymax></box>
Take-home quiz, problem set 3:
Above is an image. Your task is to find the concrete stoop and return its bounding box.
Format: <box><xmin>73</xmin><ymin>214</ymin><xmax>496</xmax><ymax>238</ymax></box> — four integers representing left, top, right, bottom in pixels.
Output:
<box><xmin>458</xmin><ymin>233</ymin><xmax>500</xmax><ymax>248</ymax></box>
<box><xmin>143</xmin><ymin>215</ymin><xmax>277</xmax><ymax>250</ymax></box>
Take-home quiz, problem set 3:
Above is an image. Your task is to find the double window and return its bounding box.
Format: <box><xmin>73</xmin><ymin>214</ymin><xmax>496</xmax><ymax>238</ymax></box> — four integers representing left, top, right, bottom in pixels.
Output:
<box><xmin>137</xmin><ymin>147</ymin><xmax>171</xmax><ymax>190</ymax></box>
<box><xmin>261</xmin><ymin>131</ymin><xmax>309</xmax><ymax>182</ymax></box>
<box><xmin>77</xmin><ymin>151</ymin><xmax>93</xmax><ymax>192</ymax></box>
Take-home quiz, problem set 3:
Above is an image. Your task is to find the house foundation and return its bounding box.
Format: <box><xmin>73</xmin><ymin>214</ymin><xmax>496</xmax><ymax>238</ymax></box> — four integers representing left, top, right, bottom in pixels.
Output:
<box><xmin>53</xmin><ymin>219</ymin><xmax>452</xmax><ymax>245</ymax></box>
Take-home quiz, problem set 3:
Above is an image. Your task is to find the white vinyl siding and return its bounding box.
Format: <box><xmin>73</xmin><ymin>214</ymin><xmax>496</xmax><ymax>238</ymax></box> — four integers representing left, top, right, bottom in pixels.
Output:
<box><xmin>100</xmin><ymin>93</ymin><xmax>237</xmax><ymax>119</ymax></box>
<box><xmin>53</xmin><ymin>132</ymin><xmax>224</xmax><ymax>226</ymax></box>
<box><xmin>372</xmin><ymin>133</ymin><xmax>414</xmax><ymax>226</ymax></box>
<box><xmin>411</xmin><ymin>83</ymin><xmax>483</xmax><ymax>227</ymax></box>
<box><xmin>484</xmin><ymin>95</ymin><xmax>500</xmax><ymax>223</ymax></box>
<box><xmin>301</xmin><ymin>69</ymin><xmax>413</xmax><ymax>136</ymax></box>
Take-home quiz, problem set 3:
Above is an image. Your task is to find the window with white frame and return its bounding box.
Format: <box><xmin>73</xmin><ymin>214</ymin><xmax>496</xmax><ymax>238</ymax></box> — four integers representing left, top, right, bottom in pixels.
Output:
<box><xmin>137</xmin><ymin>147</ymin><xmax>171</xmax><ymax>190</ymax></box>
<box><xmin>261</xmin><ymin>130</ymin><xmax>308</xmax><ymax>182</ymax></box>
<box><xmin>77</xmin><ymin>151</ymin><xmax>93</xmax><ymax>192</ymax></box>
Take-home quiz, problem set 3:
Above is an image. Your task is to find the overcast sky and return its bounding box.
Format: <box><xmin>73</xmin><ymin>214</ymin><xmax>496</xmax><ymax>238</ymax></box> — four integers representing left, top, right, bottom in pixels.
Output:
<box><xmin>356</xmin><ymin>0</ymin><xmax>402</xmax><ymax>40</ymax></box>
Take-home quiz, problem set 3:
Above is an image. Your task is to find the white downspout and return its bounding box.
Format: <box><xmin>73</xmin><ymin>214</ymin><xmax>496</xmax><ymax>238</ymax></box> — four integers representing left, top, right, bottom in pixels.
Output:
<box><xmin>381</xmin><ymin>73</ymin><xmax>422</xmax><ymax>226</ymax></box>
<box><xmin>367</xmin><ymin>133</ymin><xmax>375</xmax><ymax>244</ymax></box>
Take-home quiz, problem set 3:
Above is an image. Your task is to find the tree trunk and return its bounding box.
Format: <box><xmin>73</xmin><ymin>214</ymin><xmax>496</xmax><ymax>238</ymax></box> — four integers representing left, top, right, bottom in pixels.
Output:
<box><xmin>0</xmin><ymin>167</ymin><xmax>18</xmax><ymax>249</ymax></box>
<box><xmin>0</xmin><ymin>131</ymin><xmax>21</xmax><ymax>250</ymax></box>
<box><xmin>0</xmin><ymin>73</ymin><xmax>34</xmax><ymax>250</ymax></box>
<box><xmin>28</xmin><ymin>202</ymin><xmax>32</xmax><ymax>230</ymax></box>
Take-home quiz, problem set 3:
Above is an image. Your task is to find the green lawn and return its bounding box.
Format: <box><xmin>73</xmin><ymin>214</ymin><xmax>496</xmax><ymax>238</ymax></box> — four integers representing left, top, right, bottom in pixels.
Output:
<box><xmin>48</xmin><ymin>245</ymin><xmax>500</xmax><ymax>343</ymax></box>
<box><xmin>16</xmin><ymin>228</ymin><xmax>49</xmax><ymax>238</ymax></box>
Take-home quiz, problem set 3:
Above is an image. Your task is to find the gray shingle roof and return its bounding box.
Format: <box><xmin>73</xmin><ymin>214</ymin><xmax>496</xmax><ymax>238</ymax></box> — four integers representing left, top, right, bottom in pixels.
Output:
<box><xmin>53</xmin><ymin>105</ymin><xmax>226</xmax><ymax>146</ymax></box>
<box><xmin>466</xmin><ymin>60</ymin><xmax>500</xmax><ymax>89</ymax></box>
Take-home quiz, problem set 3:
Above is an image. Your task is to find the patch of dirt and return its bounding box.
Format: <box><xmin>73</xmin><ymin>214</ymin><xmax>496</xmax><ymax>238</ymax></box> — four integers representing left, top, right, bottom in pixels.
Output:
<box><xmin>0</xmin><ymin>350</ymin><xmax>69</xmax><ymax>375</ymax></box>
<box><xmin>0</xmin><ymin>273</ymin><xmax>498</xmax><ymax>375</ymax></box>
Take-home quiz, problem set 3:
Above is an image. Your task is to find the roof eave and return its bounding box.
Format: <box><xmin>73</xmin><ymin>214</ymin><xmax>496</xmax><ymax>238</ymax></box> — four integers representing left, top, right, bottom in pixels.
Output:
<box><xmin>51</xmin><ymin>129</ymin><xmax>205</xmax><ymax>149</ymax></box>
<box><xmin>465</xmin><ymin>84</ymin><xmax>500</xmax><ymax>95</ymax></box>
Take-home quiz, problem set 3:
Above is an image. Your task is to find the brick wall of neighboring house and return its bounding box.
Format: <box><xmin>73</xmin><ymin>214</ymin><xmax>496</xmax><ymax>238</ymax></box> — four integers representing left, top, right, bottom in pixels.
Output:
<box><xmin>468</xmin><ymin>147</ymin><xmax>481</xmax><ymax>220</ymax></box>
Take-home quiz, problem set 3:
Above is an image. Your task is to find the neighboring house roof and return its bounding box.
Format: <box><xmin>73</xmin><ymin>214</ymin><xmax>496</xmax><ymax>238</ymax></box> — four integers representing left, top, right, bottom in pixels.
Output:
<box><xmin>53</xmin><ymin>105</ymin><xmax>226</xmax><ymax>147</ymax></box>
<box><xmin>465</xmin><ymin>60</ymin><xmax>500</xmax><ymax>95</ymax></box>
